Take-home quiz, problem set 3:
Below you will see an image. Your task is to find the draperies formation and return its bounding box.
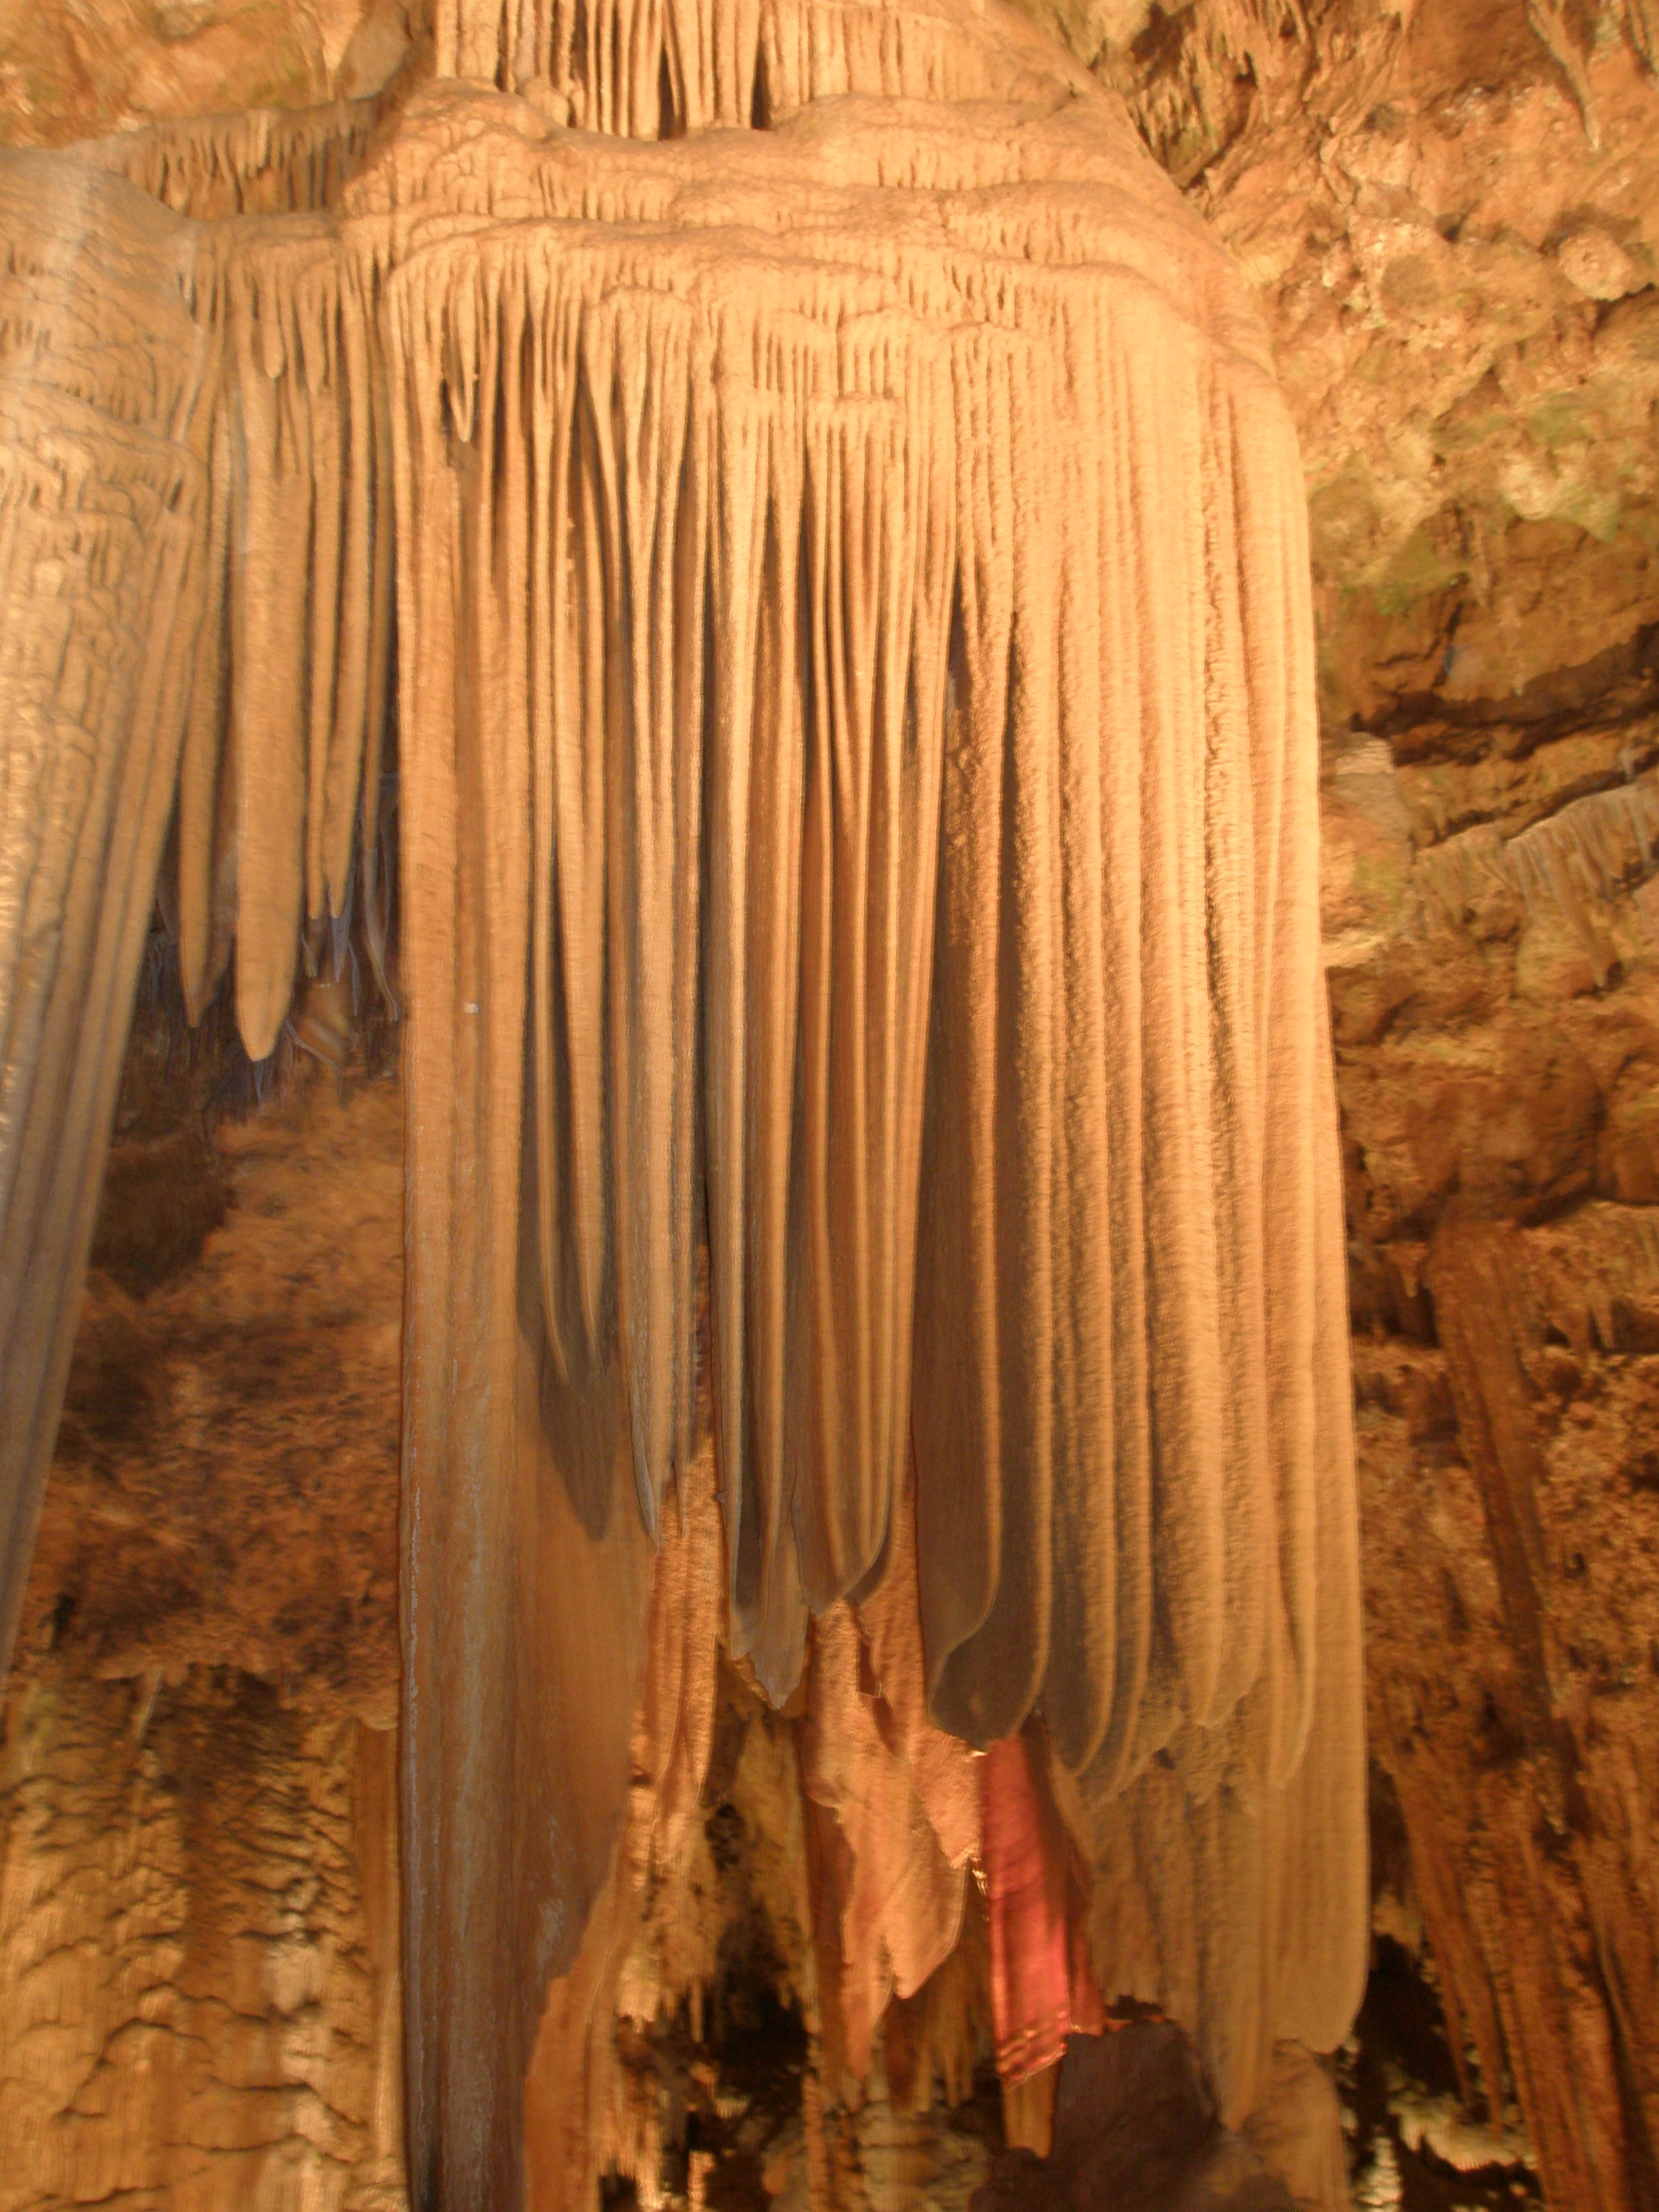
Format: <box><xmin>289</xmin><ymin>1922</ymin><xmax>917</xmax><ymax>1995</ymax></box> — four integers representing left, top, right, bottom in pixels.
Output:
<box><xmin>0</xmin><ymin>156</ymin><xmax>210</xmax><ymax>1685</ymax></box>
<box><xmin>0</xmin><ymin>3</ymin><xmax>1365</xmax><ymax>2204</ymax></box>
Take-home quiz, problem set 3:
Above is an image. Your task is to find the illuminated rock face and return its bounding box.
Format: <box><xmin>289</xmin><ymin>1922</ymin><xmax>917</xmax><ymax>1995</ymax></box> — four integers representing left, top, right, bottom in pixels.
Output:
<box><xmin>0</xmin><ymin>0</ymin><xmax>1364</xmax><ymax>2204</ymax></box>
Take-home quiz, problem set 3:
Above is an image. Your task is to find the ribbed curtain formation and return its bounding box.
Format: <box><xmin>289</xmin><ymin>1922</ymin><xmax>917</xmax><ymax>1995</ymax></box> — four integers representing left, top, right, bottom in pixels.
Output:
<box><xmin>0</xmin><ymin>158</ymin><xmax>210</xmax><ymax>1683</ymax></box>
<box><xmin>0</xmin><ymin>2</ymin><xmax>1364</xmax><ymax>2203</ymax></box>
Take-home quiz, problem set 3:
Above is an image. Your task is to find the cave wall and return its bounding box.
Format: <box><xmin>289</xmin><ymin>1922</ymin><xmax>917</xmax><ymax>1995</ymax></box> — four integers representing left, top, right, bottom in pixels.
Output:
<box><xmin>0</xmin><ymin>0</ymin><xmax>413</xmax><ymax>143</ymax></box>
<box><xmin>2</xmin><ymin>3</ymin><xmax>1658</xmax><ymax>2209</ymax></box>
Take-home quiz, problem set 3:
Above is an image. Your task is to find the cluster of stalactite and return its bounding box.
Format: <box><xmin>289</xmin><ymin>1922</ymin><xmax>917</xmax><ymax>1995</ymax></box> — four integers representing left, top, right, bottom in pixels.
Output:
<box><xmin>438</xmin><ymin>0</ymin><xmax>1097</xmax><ymax>119</ymax></box>
<box><xmin>0</xmin><ymin>0</ymin><xmax>1365</xmax><ymax>2203</ymax></box>
<box><xmin>81</xmin><ymin>98</ymin><xmax>385</xmax><ymax>220</ymax></box>
<box><xmin>516</xmin><ymin>1433</ymin><xmax>998</xmax><ymax>2212</ymax></box>
<box><xmin>174</xmin><ymin>212</ymin><xmax>398</xmax><ymax>1051</ymax></box>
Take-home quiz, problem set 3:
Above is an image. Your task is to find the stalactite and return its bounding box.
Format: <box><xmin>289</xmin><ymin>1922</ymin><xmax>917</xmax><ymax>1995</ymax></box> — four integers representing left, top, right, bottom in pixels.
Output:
<box><xmin>881</xmin><ymin>1905</ymin><xmax>991</xmax><ymax>2117</ymax></box>
<box><xmin>1412</xmin><ymin>1219</ymin><xmax>1653</xmax><ymax>2211</ymax></box>
<box><xmin>521</xmin><ymin>1433</ymin><xmax>725</xmax><ymax>2212</ymax></box>
<box><xmin>170</xmin><ymin>218</ymin><xmax>395</xmax><ymax>1050</ymax></box>
<box><xmin>1526</xmin><ymin>0</ymin><xmax>1601</xmax><ymax>142</ymax></box>
<box><xmin>1520</xmin><ymin>1198</ymin><xmax>1659</xmax><ymax>1358</ymax></box>
<box><xmin>451</xmin><ymin>0</ymin><xmax>1099</xmax><ymax>121</ymax></box>
<box><xmin>366</xmin><ymin>87</ymin><xmax>1360</xmax><ymax>2164</ymax></box>
<box><xmin>79</xmin><ymin>98</ymin><xmax>384</xmax><ymax>220</ymax></box>
<box><xmin>1621</xmin><ymin>0</ymin><xmax>1659</xmax><ymax>72</ymax></box>
<box><xmin>0</xmin><ymin>0</ymin><xmax>1365</xmax><ymax>2200</ymax></box>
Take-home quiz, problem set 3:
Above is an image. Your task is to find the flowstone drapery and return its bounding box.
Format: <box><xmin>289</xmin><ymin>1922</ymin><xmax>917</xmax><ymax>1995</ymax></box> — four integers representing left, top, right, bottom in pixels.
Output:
<box><xmin>0</xmin><ymin>0</ymin><xmax>1366</xmax><ymax>2203</ymax></box>
<box><xmin>0</xmin><ymin>156</ymin><xmax>211</xmax><ymax>1689</ymax></box>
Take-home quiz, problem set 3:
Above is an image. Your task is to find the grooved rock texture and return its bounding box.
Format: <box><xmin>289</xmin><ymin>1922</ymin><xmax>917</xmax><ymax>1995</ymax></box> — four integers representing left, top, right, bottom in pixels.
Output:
<box><xmin>0</xmin><ymin>1039</ymin><xmax>409</xmax><ymax>2212</ymax></box>
<box><xmin>1354</xmin><ymin>1209</ymin><xmax>1659</xmax><ymax>2212</ymax></box>
<box><xmin>978</xmin><ymin>6</ymin><xmax>1659</xmax><ymax>2204</ymax></box>
<box><xmin>0</xmin><ymin>1666</ymin><xmax>402</xmax><ymax>2212</ymax></box>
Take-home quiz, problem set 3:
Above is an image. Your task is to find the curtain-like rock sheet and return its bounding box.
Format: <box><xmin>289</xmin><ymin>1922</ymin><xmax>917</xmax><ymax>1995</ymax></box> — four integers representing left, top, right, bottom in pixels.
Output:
<box><xmin>981</xmin><ymin>1730</ymin><xmax>1103</xmax><ymax>2089</ymax></box>
<box><xmin>381</xmin><ymin>213</ymin><xmax>961</xmax><ymax>2205</ymax></box>
<box><xmin>79</xmin><ymin>98</ymin><xmax>383</xmax><ymax>220</ymax></box>
<box><xmin>346</xmin><ymin>46</ymin><xmax>1366</xmax><ymax>2190</ymax></box>
<box><xmin>0</xmin><ymin>155</ymin><xmax>211</xmax><ymax>1673</ymax></box>
<box><xmin>178</xmin><ymin>218</ymin><xmax>396</xmax><ymax>1055</ymax></box>
<box><xmin>0</xmin><ymin>0</ymin><xmax>1367</xmax><ymax>2194</ymax></box>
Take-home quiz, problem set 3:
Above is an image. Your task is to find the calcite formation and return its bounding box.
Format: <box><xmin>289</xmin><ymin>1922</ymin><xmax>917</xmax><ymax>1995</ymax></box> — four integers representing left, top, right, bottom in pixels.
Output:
<box><xmin>0</xmin><ymin>156</ymin><xmax>211</xmax><ymax>1705</ymax></box>
<box><xmin>0</xmin><ymin>0</ymin><xmax>1366</xmax><ymax>2203</ymax></box>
